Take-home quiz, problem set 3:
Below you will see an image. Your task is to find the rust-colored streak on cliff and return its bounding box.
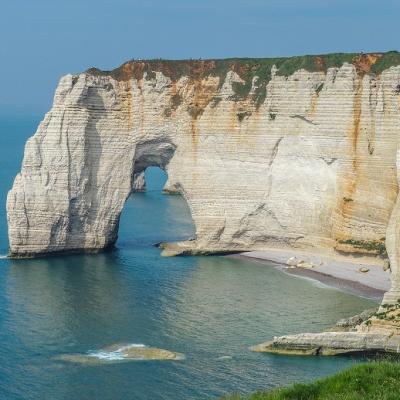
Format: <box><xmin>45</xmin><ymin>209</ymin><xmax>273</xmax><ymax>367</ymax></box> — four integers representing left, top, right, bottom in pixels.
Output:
<box><xmin>352</xmin><ymin>53</ymin><xmax>382</xmax><ymax>75</ymax></box>
<box><xmin>308</xmin><ymin>93</ymin><xmax>319</xmax><ymax>117</ymax></box>
<box><xmin>351</xmin><ymin>79</ymin><xmax>363</xmax><ymax>161</ymax></box>
<box><xmin>125</xmin><ymin>80</ymin><xmax>133</xmax><ymax>131</ymax></box>
<box><xmin>330</xmin><ymin>55</ymin><xmax>380</xmax><ymax>187</ymax></box>
<box><xmin>188</xmin><ymin>77</ymin><xmax>220</xmax><ymax>155</ymax></box>
<box><xmin>334</xmin><ymin>78</ymin><xmax>364</xmax><ymax>244</ymax></box>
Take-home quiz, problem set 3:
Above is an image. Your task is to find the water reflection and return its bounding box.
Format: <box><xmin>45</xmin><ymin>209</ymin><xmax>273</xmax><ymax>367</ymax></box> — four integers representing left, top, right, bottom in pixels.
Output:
<box><xmin>163</xmin><ymin>255</ymin><xmax>375</xmax><ymax>351</ymax></box>
<box><xmin>0</xmin><ymin>165</ymin><xmax>377</xmax><ymax>400</ymax></box>
<box><xmin>6</xmin><ymin>253</ymin><xmax>133</xmax><ymax>349</ymax></box>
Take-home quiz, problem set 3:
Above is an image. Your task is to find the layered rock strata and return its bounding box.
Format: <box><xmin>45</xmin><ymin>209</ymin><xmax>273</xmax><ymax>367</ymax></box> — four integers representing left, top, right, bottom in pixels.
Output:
<box><xmin>251</xmin><ymin>332</ymin><xmax>400</xmax><ymax>356</ymax></box>
<box><xmin>252</xmin><ymin>303</ymin><xmax>400</xmax><ymax>356</ymax></box>
<box><xmin>7</xmin><ymin>52</ymin><xmax>400</xmax><ymax>305</ymax></box>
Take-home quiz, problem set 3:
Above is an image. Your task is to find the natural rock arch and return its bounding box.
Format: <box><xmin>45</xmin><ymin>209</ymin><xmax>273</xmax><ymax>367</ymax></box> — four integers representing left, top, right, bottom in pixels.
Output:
<box><xmin>5</xmin><ymin>74</ymin><xmax>193</xmax><ymax>257</ymax></box>
<box><xmin>6</xmin><ymin>56</ymin><xmax>400</xmax><ymax>304</ymax></box>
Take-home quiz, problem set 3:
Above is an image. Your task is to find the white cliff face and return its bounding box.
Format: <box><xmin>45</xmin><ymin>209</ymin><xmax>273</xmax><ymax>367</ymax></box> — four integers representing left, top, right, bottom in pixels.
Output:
<box><xmin>6</xmin><ymin>56</ymin><xmax>400</xmax><ymax>299</ymax></box>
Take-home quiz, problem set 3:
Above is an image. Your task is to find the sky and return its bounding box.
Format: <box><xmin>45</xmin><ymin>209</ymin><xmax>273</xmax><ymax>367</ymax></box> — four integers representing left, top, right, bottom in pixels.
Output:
<box><xmin>1</xmin><ymin>0</ymin><xmax>399</xmax><ymax>115</ymax></box>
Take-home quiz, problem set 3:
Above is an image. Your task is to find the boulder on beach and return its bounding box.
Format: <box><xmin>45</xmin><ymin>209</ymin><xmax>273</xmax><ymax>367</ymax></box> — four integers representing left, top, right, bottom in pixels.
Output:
<box><xmin>286</xmin><ymin>256</ymin><xmax>298</xmax><ymax>266</ymax></box>
<box><xmin>296</xmin><ymin>260</ymin><xmax>314</xmax><ymax>269</ymax></box>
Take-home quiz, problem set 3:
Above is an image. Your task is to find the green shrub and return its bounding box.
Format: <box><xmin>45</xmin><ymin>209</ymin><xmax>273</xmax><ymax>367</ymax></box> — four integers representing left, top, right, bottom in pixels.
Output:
<box><xmin>87</xmin><ymin>52</ymin><xmax>400</xmax><ymax>109</ymax></box>
<box><xmin>338</xmin><ymin>239</ymin><xmax>386</xmax><ymax>256</ymax></box>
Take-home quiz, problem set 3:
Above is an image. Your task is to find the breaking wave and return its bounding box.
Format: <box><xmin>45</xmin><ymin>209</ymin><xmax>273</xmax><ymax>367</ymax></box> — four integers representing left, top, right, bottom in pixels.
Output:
<box><xmin>87</xmin><ymin>344</ymin><xmax>146</xmax><ymax>361</ymax></box>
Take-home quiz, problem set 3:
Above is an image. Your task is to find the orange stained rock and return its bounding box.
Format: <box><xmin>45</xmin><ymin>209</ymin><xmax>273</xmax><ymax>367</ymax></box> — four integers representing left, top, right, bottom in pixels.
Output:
<box><xmin>352</xmin><ymin>53</ymin><xmax>382</xmax><ymax>75</ymax></box>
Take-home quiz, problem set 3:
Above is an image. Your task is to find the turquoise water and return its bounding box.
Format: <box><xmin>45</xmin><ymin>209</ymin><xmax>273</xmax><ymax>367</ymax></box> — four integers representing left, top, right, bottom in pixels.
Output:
<box><xmin>0</xmin><ymin>117</ymin><xmax>375</xmax><ymax>399</ymax></box>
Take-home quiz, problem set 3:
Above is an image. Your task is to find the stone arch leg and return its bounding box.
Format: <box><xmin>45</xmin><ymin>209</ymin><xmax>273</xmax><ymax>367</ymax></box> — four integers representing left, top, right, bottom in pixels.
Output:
<box><xmin>6</xmin><ymin>76</ymin><xmax>182</xmax><ymax>258</ymax></box>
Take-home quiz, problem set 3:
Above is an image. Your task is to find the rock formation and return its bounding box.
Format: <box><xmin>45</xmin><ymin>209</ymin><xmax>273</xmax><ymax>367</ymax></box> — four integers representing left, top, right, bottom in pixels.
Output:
<box><xmin>252</xmin><ymin>302</ymin><xmax>400</xmax><ymax>356</ymax></box>
<box><xmin>132</xmin><ymin>172</ymin><xmax>146</xmax><ymax>192</ymax></box>
<box><xmin>7</xmin><ymin>52</ymin><xmax>400</xmax><ymax>306</ymax></box>
<box><xmin>56</xmin><ymin>343</ymin><xmax>184</xmax><ymax>364</ymax></box>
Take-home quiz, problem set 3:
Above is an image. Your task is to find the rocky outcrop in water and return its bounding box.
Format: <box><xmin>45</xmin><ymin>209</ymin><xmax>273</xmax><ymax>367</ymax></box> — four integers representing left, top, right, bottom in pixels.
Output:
<box><xmin>132</xmin><ymin>172</ymin><xmax>146</xmax><ymax>192</ymax></box>
<box><xmin>252</xmin><ymin>302</ymin><xmax>400</xmax><ymax>356</ymax></box>
<box><xmin>7</xmin><ymin>52</ymin><xmax>400</xmax><ymax>304</ymax></box>
<box><xmin>251</xmin><ymin>331</ymin><xmax>400</xmax><ymax>356</ymax></box>
<box><xmin>56</xmin><ymin>343</ymin><xmax>184</xmax><ymax>364</ymax></box>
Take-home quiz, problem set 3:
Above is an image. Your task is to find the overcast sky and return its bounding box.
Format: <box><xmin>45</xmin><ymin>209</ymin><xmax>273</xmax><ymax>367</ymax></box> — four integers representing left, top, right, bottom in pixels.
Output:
<box><xmin>1</xmin><ymin>0</ymin><xmax>399</xmax><ymax>115</ymax></box>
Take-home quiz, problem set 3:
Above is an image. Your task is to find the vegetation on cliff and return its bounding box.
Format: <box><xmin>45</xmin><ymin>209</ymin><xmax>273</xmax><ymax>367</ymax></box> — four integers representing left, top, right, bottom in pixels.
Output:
<box><xmin>87</xmin><ymin>51</ymin><xmax>400</xmax><ymax>108</ymax></box>
<box><xmin>88</xmin><ymin>52</ymin><xmax>400</xmax><ymax>83</ymax></box>
<box><xmin>337</xmin><ymin>238</ymin><xmax>387</xmax><ymax>256</ymax></box>
<box><xmin>222</xmin><ymin>362</ymin><xmax>400</xmax><ymax>400</ymax></box>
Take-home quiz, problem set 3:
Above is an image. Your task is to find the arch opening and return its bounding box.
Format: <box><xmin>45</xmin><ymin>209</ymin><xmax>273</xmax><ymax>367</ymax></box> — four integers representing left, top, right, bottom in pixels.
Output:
<box><xmin>117</xmin><ymin>166</ymin><xmax>196</xmax><ymax>252</ymax></box>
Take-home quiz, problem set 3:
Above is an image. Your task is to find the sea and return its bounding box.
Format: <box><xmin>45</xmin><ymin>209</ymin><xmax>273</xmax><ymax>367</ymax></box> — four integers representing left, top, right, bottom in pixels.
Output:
<box><xmin>0</xmin><ymin>116</ymin><xmax>375</xmax><ymax>399</ymax></box>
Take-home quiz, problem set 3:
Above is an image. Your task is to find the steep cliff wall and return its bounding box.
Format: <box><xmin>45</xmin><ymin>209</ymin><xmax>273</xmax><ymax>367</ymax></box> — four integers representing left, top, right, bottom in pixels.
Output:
<box><xmin>7</xmin><ymin>52</ymin><xmax>400</xmax><ymax>298</ymax></box>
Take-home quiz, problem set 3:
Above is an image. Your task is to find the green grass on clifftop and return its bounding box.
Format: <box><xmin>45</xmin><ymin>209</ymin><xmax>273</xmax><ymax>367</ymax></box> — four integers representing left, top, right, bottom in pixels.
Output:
<box><xmin>87</xmin><ymin>51</ymin><xmax>400</xmax><ymax>106</ymax></box>
<box><xmin>222</xmin><ymin>362</ymin><xmax>400</xmax><ymax>400</ymax></box>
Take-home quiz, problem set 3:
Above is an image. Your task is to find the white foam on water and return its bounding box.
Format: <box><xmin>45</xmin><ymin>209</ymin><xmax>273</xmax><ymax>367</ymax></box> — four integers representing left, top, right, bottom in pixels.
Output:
<box><xmin>87</xmin><ymin>343</ymin><xmax>146</xmax><ymax>361</ymax></box>
<box><xmin>87</xmin><ymin>351</ymin><xmax>125</xmax><ymax>361</ymax></box>
<box><xmin>217</xmin><ymin>355</ymin><xmax>232</xmax><ymax>360</ymax></box>
<box><xmin>0</xmin><ymin>254</ymin><xmax>8</xmax><ymax>259</ymax></box>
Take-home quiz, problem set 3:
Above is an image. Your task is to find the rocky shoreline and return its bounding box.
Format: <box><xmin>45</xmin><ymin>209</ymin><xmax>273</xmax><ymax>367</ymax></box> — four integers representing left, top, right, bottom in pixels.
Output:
<box><xmin>251</xmin><ymin>332</ymin><xmax>400</xmax><ymax>356</ymax></box>
<box><xmin>232</xmin><ymin>249</ymin><xmax>400</xmax><ymax>357</ymax></box>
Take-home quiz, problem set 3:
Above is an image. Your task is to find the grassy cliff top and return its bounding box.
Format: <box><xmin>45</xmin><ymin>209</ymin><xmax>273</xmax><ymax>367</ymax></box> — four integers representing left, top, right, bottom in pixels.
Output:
<box><xmin>86</xmin><ymin>51</ymin><xmax>400</xmax><ymax>107</ymax></box>
<box><xmin>87</xmin><ymin>51</ymin><xmax>400</xmax><ymax>84</ymax></box>
<box><xmin>223</xmin><ymin>362</ymin><xmax>400</xmax><ymax>400</ymax></box>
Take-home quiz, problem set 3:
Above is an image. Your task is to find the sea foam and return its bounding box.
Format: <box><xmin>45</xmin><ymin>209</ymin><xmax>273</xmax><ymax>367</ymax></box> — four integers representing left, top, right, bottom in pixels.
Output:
<box><xmin>87</xmin><ymin>344</ymin><xmax>146</xmax><ymax>360</ymax></box>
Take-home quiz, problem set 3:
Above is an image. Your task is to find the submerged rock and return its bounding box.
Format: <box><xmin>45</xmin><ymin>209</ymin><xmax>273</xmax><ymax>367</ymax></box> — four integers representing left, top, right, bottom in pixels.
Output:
<box><xmin>55</xmin><ymin>343</ymin><xmax>184</xmax><ymax>365</ymax></box>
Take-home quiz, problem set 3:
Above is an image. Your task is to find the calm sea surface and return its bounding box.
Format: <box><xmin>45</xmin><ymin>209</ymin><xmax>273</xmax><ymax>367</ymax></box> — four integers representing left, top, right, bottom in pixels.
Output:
<box><xmin>0</xmin><ymin>116</ymin><xmax>375</xmax><ymax>399</ymax></box>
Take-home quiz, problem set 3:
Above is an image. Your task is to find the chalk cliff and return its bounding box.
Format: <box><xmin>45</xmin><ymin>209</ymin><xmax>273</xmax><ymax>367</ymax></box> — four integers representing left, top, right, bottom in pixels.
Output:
<box><xmin>7</xmin><ymin>52</ymin><xmax>400</xmax><ymax>301</ymax></box>
<box><xmin>132</xmin><ymin>172</ymin><xmax>146</xmax><ymax>192</ymax></box>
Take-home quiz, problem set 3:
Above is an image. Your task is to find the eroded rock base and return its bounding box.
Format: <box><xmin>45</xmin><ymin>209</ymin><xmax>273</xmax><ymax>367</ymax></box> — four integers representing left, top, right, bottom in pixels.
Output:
<box><xmin>252</xmin><ymin>304</ymin><xmax>400</xmax><ymax>356</ymax></box>
<box><xmin>251</xmin><ymin>332</ymin><xmax>400</xmax><ymax>356</ymax></box>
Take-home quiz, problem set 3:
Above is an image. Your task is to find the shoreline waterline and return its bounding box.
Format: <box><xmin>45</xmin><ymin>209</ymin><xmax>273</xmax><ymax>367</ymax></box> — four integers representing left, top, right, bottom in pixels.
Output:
<box><xmin>231</xmin><ymin>248</ymin><xmax>390</xmax><ymax>302</ymax></box>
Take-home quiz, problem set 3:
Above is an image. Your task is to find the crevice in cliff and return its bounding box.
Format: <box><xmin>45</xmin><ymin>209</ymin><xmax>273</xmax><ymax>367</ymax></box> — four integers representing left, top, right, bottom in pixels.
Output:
<box><xmin>320</xmin><ymin>156</ymin><xmax>337</xmax><ymax>165</ymax></box>
<box><xmin>269</xmin><ymin>138</ymin><xmax>282</xmax><ymax>167</ymax></box>
<box><xmin>290</xmin><ymin>114</ymin><xmax>318</xmax><ymax>125</ymax></box>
